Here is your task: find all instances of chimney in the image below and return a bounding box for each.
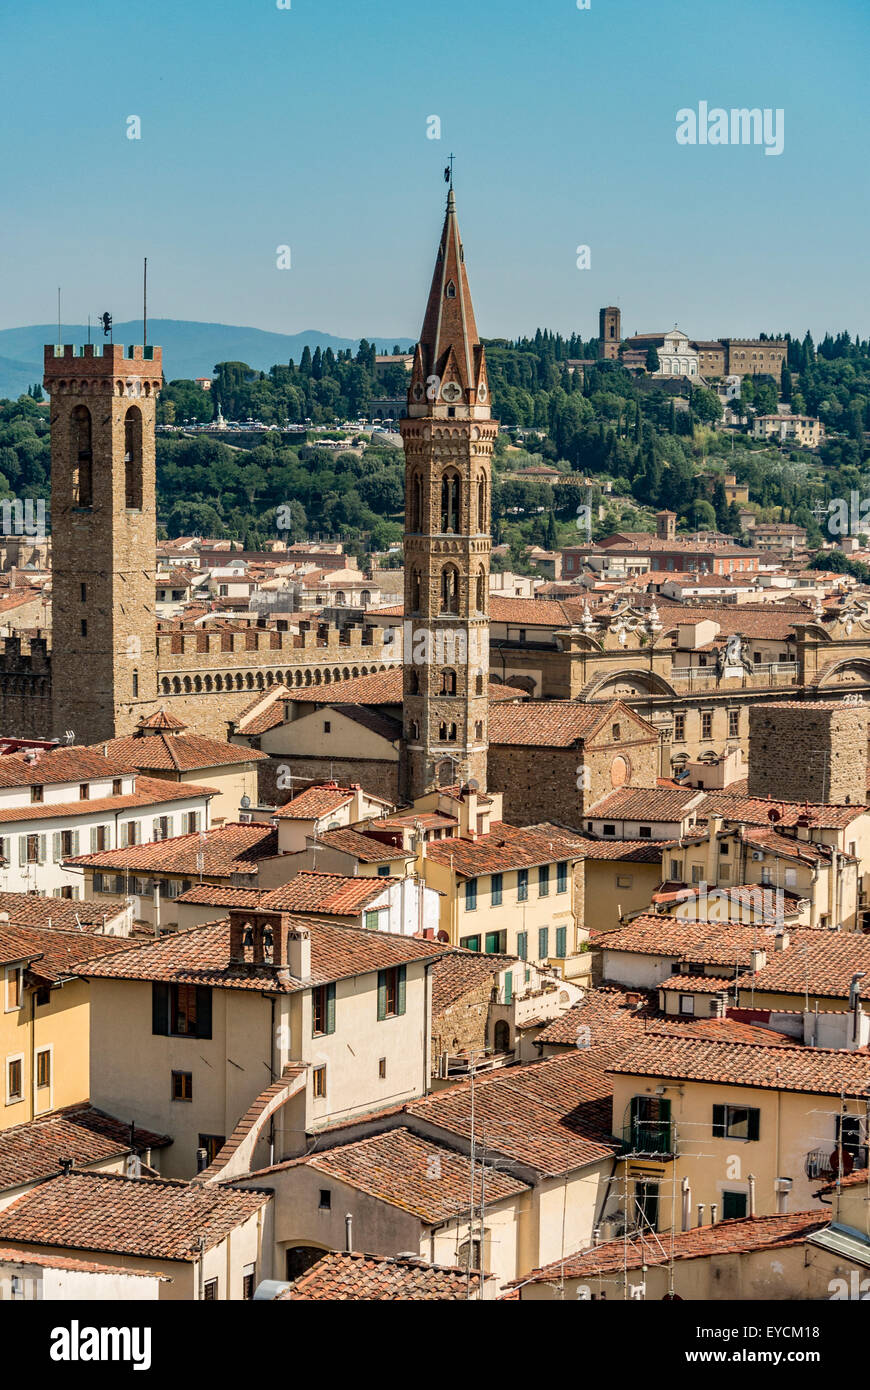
[59,1157,74,1177]
[774,931,789,951]
[196,1147,208,1173]
[284,924,311,980]
[748,1174,756,1217]
[344,1213,353,1252]
[710,1202,718,1225]
[696,1203,705,1227]
[681,1177,691,1232]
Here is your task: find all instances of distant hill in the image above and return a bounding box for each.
[0,321,416,398]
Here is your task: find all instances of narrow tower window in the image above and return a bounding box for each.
[441,668,457,695]
[477,476,487,531]
[412,473,423,531]
[124,406,143,510]
[440,471,461,533]
[441,564,460,615]
[71,404,93,508]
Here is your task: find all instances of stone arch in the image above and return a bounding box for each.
[183,676,192,693]
[578,667,678,702]
[70,404,93,507]
[256,672,265,689]
[215,674,223,692]
[313,669,322,685]
[440,469,462,533]
[295,671,303,687]
[304,669,313,686]
[160,677,171,695]
[204,675,213,692]
[441,563,460,615]
[124,406,144,509]
[172,677,181,694]
[194,675,202,693]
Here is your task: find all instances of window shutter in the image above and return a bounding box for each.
[555,926,567,958]
[152,818,161,841]
[712,1104,727,1138]
[52,832,61,863]
[152,982,169,1035]
[326,982,336,1035]
[90,826,98,852]
[195,986,213,1039]
[396,965,406,1017]
[747,1108,760,1141]
[18,837,25,867]
[377,970,387,1021]
[72,830,80,855]
[516,931,527,961]
[38,835,46,863]
[504,972,513,1005]
[538,926,549,960]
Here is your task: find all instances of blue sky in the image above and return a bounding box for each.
[3,0,868,344]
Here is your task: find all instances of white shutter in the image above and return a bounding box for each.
[152,818,161,841]
[53,832,62,863]
[90,826,98,852]
[72,830,80,855]
[38,835,46,864]
[18,837,25,867]
[165,816,174,838]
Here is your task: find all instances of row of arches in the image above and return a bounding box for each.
[157,662,391,697]
[409,564,487,616]
[69,403,143,510]
[409,469,488,534]
[50,378,160,396]
[407,669,486,696]
[407,719,485,742]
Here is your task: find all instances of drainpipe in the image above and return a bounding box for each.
[748,1174,756,1217]
[344,1213,353,1252]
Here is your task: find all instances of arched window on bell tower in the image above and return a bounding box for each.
[409,669,419,695]
[476,569,486,613]
[124,406,143,510]
[412,472,423,531]
[440,471,461,533]
[71,404,93,508]
[477,475,487,532]
[411,568,422,612]
[440,668,457,695]
[441,564,460,614]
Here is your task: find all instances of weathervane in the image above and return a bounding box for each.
[444,153,455,187]
[99,312,113,343]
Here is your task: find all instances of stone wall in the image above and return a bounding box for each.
[748,702,870,804]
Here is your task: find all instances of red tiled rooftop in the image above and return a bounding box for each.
[610,1035,870,1096]
[67,822,279,878]
[276,1249,481,1300]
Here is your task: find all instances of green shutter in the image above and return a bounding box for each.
[152,982,169,1036]
[746,1107,760,1141]
[538,926,549,959]
[397,965,406,1016]
[555,926,567,958]
[712,1104,727,1138]
[195,986,213,1039]
[377,970,387,1020]
[504,972,513,1004]
[516,931,527,961]
[326,982,336,1035]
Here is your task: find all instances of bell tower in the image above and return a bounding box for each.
[44,342,162,744]
[399,190,497,800]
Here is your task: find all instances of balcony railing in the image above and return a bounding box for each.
[622,1120,678,1158]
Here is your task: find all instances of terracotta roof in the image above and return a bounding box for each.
[0,775,217,825]
[277,1249,480,1300]
[658,973,732,993]
[655,882,806,923]
[67,822,278,878]
[740,827,839,864]
[517,1212,827,1286]
[79,915,443,993]
[257,872,397,916]
[274,784,359,820]
[137,708,187,731]
[289,668,403,705]
[0,921,137,982]
[0,1172,270,1261]
[571,838,665,863]
[593,915,781,968]
[305,1128,529,1222]
[587,786,702,821]
[489,595,581,626]
[0,746,140,789]
[0,891,128,930]
[744,931,870,1000]
[175,884,265,909]
[0,1246,168,1279]
[86,732,267,772]
[818,1166,870,1192]
[406,1049,621,1176]
[0,1106,170,1192]
[610,1035,870,1096]
[423,821,587,877]
[311,826,412,863]
[489,700,656,748]
[431,949,516,1015]
[533,986,797,1049]
[704,797,862,837]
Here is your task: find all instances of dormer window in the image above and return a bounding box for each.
[445,280,456,299]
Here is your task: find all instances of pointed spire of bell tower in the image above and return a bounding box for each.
[407,187,490,418]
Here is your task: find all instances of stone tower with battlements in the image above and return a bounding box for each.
[399,191,497,800]
[44,342,161,744]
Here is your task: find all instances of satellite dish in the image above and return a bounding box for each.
[240,795,251,810]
